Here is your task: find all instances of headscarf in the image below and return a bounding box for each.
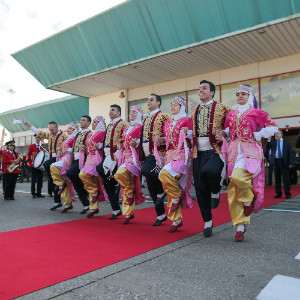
[172,97,187,121]
[67,122,79,139]
[94,116,106,132]
[130,105,143,125]
[236,84,258,109]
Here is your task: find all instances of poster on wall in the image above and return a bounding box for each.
[187,87,220,116]
[260,71,300,118]
[221,79,259,109]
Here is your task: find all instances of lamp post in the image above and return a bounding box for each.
[7,89,16,110]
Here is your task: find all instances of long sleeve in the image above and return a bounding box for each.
[296,136,300,148]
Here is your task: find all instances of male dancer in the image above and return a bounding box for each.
[23,120,67,210]
[131,94,170,226]
[66,115,92,214]
[191,80,231,237]
[96,104,127,220]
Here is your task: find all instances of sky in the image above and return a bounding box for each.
[0,0,126,114]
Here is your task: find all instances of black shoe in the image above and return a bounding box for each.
[32,195,36,198]
[4,197,9,200]
[203,224,213,238]
[50,203,62,211]
[273,194,282,198]
[152,216,167,226]
[211,196,220,209]
[109,211,122,220]
[80,208,89,215]
[155,192,167,207]
[36,194,45,198]
[49,194,53,197]
[9,196,15,200]
[285,195,291,199]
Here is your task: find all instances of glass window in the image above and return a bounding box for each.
[187,86,220,116]
[26,136,31,145]
[260,71,300,118]
[19,137,25,146]
[221,79,259,109]
[14,137,19,147]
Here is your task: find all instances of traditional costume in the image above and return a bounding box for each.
[2,141,20,200]
[50,123,78,212]
[222,84,278,241]
[31,125,67,205]
[79,116,109,218]
[141,106,170,226]
[66,126,92,214]
[96,115,127,219]
[191,93,231,237]
[114,105,146,224]
[159,97,195,232]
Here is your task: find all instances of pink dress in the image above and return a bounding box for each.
[118,125,145,205]
[222,108,278,212]
[162,117,195,209]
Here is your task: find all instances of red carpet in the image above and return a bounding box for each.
[0,185,299,299]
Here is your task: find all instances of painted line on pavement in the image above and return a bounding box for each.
[256,275,300,300]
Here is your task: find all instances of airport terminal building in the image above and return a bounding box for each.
[8,0,300,145]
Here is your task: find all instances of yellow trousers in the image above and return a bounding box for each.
[50,165,72,206]
[227,168,253,226]
[159,169,182,222]
[114,167,135,216]
[79,171,99,210]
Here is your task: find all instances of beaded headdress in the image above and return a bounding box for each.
[236,84,258,109]
[172,96,186,107]
[130,105,143,115]
[95,115,106,126]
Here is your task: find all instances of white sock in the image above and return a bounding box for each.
[172,219,181,226]
[237,224,245,232]
[65,204,71,208]
[211,193,219,199]
[54,203,60,207]
[59,185,63,189]
[244,202,251,206]
[157,213,166,220]
[84,206,89,210]
[113,210,120,215]
[128,193,133,198]
[204,220,212,228]
[172,198,179,204]
[92,192,97,196]
[157,193,164,198]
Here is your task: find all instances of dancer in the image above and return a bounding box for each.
[114,105,146,224]
[66,116,92,214]
[96,105,128,220]
[217,84,278,241]
[23,120,67,207]
[158,97,195,232]
[79,116,108,218]
[137,94,170,226]
[50,122,79,212]
[191,80,231,237]
[2,141,21,200]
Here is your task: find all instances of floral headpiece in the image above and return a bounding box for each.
[236,84,258,109]
[172,97,186,107]
[69,122,79,130]
[130,105,143,115]
[95,115,106,126]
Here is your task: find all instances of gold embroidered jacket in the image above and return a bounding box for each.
[37,130,67,157]
[192,102,231,157]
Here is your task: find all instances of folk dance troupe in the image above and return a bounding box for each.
[6,79,278,242]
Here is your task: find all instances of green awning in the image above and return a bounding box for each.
[0,95,89,133]
[12,0,300,90]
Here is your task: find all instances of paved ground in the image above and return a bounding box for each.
[0,181,299,300]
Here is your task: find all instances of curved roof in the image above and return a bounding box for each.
[12,0,300,97]
[0,95,89,133]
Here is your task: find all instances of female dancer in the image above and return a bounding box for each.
[79,116,108,218]
[217,84,278,241]
[50,122,79,212]
[158,97,195,232]
[114,105,145,224]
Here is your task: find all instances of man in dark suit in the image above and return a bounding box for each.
[28,135,45,198]
[266,130,294,199]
